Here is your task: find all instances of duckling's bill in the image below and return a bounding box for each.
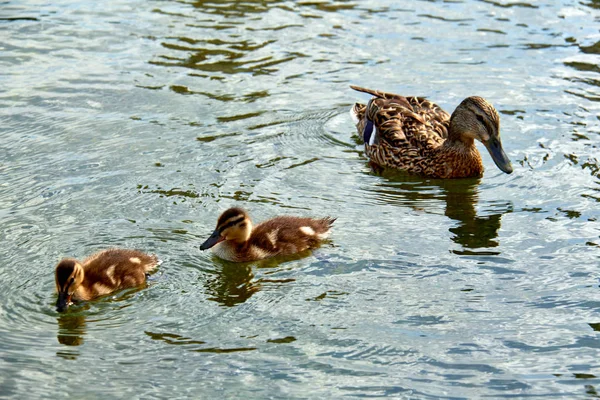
[55,260,77,312]
[200,230,225,250]
[56,291,72,312]
[483,136,513,174]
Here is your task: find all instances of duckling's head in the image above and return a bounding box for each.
[55,259,84,312]
[450,97,513,174]
[200,207,253,250]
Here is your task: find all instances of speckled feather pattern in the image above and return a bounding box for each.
[72,249,159,300]
[351,86,485,178]
[213,215,335,262]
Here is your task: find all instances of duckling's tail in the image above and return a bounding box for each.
[323,216,336,227]
[145,254,161,273]
[314,217,335,240]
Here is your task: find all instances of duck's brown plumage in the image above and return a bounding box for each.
[54,248,159,311]
[350,85,513,178]
[200,207,335,262]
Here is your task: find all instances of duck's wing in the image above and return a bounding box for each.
[404,96,451,139]
[350,86,450,149]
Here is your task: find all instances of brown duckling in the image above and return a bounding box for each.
[350,85,513,178]
[200,207,335,262]
[54,248,159,312]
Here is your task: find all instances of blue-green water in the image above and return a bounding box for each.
[1,0,600,398]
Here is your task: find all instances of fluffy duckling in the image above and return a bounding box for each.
[350,85,513,178]
[200,207,335,262]
[54,248,159,312]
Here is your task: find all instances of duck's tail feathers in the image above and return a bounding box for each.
[350,85,388,98]
[350,85,410,104]
[350,103,365,124]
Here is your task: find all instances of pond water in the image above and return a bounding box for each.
[1,0,600,398]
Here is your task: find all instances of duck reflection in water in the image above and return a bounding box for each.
[442,179,513,254]
[56,313,87,347]
[204,253,307,307]
[204,261,260,307]
[366,165,512,253]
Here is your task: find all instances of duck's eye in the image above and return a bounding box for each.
[239,222,247,228]
[476,114,485,124]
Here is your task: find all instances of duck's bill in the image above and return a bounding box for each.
[484,137,513,174]
[56,292,70,312]
[200,230,224,250]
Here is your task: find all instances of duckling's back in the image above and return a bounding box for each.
[82,249,159,291]
[250,216,335,256]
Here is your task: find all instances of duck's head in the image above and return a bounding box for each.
[55,259,84,312]
[451,97,513,174]
[200,207,253,250]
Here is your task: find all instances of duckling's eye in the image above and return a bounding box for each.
[66,277,75,288]
[476,114,485,125]
[239,222,247,228]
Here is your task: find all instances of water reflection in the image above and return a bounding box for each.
[444,182,513,255]
[186,0,286,15]
[184,0,357,15]
[56,314,87,348]
[150,0,358,80]
[366,167,512,253]
[145,331,206,346]
[151,0,294,77]
[581,0,600,9]
[204,261,261,307]
[145,331,257,353]
[203,254,305,306]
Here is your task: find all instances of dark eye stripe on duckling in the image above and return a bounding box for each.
[63,277,75,291]
[217,216,246,233]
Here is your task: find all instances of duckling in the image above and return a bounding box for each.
[200,207,335,262]
[54,248,159,312]
[350,85,513,178]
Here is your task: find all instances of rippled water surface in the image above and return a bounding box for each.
[2,0,600,398]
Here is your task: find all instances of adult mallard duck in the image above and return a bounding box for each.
[350,85,513,178]
[200,207,335,262]
[54,249,159,312]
